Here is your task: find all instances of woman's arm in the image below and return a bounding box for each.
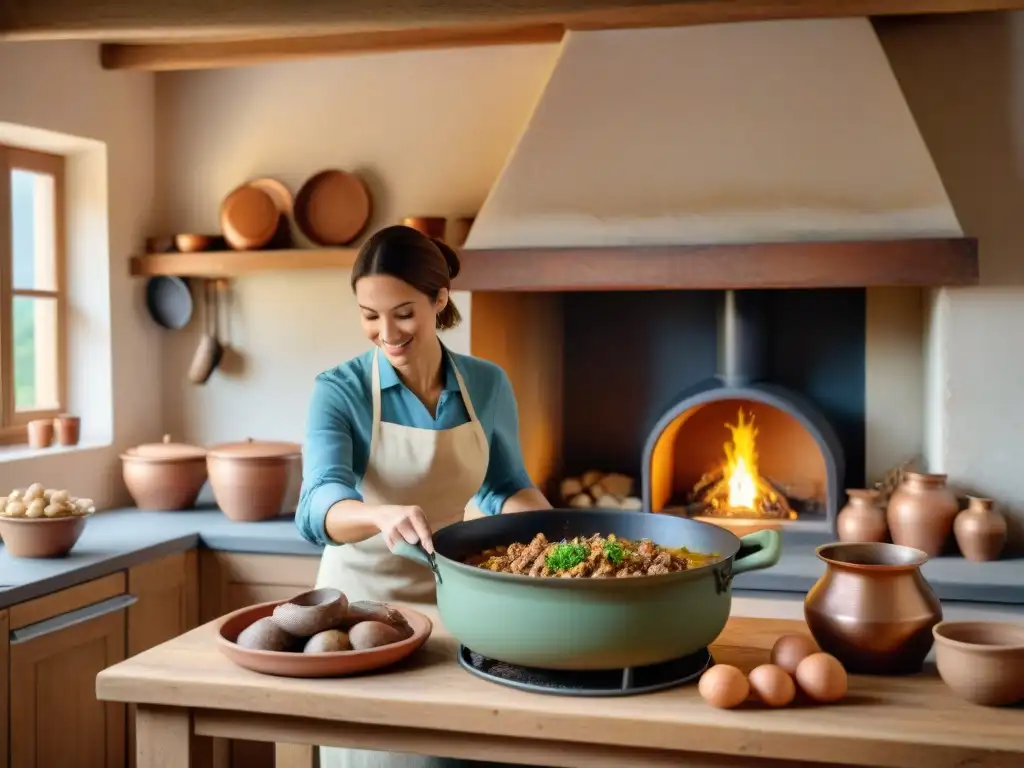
[297,376,375,546]
[298,375,436,550]
[472,369,552,516]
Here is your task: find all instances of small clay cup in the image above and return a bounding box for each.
[55,414,80,446]
[271,588,349,637]
[933,621,1024,706]
[27,419,54,449]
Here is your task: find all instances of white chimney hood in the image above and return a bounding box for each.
[465,18,963,250]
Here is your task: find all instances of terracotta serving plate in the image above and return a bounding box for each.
[294,169,371,246]
[215,599,432,678]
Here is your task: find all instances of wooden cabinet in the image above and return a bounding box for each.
[126,551,200,768]
[0,548,315,768]
[199,551,320,768]
[9,573,131,768]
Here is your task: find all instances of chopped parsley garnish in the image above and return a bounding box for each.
[602,540,626,565]
[545,542,588,571]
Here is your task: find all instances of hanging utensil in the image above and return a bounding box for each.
[188,280,224,385]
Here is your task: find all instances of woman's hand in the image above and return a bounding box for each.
[374,505,435,553]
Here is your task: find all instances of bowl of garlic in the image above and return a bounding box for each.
[0,483,95,558]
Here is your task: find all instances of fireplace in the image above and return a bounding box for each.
[641,290,844,534]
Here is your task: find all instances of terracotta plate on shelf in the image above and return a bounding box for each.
[215,599,432,678]
[294,169,372,246]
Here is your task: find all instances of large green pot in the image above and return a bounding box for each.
[394,508,781,670]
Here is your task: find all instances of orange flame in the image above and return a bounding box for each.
[723,409,760,510]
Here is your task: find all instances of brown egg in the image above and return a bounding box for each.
[747,664,796,708]
[770,633,819,675]
[698,664,750,709]
[795,652,848,704]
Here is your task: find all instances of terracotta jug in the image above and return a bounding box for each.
[953,496,1007,562]
[886,472,958,557]
[836,488,888,543]
[804,542,942,675]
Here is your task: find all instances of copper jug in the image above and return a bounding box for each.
[836,488,888,543]
[886,471,958,557]
[804,542,942,675]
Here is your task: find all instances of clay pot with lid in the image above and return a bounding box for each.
[954,497,1007,562]
[207,438,302,522]
[886,472,959,557]
[121,434,208,511]
[836,488,888,543]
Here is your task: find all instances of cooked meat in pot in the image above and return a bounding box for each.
[464,533,720,578]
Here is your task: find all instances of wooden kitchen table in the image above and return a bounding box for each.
[96,608,1024,768]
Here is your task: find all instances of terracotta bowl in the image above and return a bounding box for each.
[216,599,432,678]
[0,515,87,558]
[933,621,1024,706]
[174,234,215,253]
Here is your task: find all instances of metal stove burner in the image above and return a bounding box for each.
[458,646,714,697]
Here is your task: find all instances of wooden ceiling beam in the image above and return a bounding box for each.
[5,0,1024,45]
[100,23,566,71]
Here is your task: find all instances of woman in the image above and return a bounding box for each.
[297,224,551,768]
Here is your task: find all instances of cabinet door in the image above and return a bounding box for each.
[127,550,200,767]
[10,596,130,768]
[200,551,320,768]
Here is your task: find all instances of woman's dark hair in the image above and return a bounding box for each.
[351,225,462,330]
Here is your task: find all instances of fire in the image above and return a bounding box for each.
[689,407,795,520]
[724,409,760,510]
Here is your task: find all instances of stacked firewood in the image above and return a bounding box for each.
[557,470,643,510]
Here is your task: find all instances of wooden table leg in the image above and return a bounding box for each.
[276,742,317,768]
[136,705,215,768]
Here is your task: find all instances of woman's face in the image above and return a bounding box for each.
[355,275,448,366]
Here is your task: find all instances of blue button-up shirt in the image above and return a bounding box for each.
[296,347,534,547]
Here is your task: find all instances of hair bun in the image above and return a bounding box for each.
[431,237,461,280]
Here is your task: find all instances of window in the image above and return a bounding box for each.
[0,145,65,444]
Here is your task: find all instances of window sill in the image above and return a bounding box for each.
[0,439,112,464]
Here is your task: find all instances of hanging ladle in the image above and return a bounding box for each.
[188,279,225,385]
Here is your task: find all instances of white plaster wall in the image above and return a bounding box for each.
[878,13,1024,549]
[0,41,159,507]
[154,44,558,446]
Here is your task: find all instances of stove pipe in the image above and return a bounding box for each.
[716,290,767,387]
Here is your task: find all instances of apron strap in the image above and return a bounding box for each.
[370,348,382,450]
[447,352,481,424]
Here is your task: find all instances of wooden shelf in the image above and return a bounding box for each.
[129,249,357,278]
[129,237,979,289]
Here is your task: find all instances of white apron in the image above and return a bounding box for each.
[316,349,501,768]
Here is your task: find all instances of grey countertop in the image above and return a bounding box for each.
[0,505,321,608]
[0,507,1020,611]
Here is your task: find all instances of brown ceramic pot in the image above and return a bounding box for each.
[207,438,302,522]
[804,542,942,675]
[886,471,958,557]
[953,496,1007,562]
[121,434,209,511]
[836,488,888,543]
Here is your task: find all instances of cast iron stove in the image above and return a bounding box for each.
[457,646,714,697]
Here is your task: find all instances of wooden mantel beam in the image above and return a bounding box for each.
[4,0,1024,42]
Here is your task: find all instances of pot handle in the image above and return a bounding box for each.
[391,541,442,584]
[732,529,782,575]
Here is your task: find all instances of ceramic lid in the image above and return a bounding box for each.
[125,434,206,461]
[207,437,302,460]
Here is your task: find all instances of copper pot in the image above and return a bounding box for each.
[836,488,888,543]
[886,471,958,556]
[804,541,942,675]
[120,434,208,511]
[953,496,1008,562]
[207,438,302,522]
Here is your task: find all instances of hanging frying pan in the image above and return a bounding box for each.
[145,276,193,330]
